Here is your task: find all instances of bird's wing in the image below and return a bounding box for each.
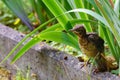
[87,32,104,53]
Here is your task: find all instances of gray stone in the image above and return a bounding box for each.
[0,24,120,80]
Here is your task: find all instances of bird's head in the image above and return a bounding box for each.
[70,25,86,37]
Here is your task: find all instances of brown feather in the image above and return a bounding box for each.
[71,25,107,71]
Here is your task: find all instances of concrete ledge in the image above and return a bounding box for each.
[0,24,120,80]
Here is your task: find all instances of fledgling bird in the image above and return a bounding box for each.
[70,24,107,72]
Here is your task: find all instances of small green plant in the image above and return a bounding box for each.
[16,70,25,80]
[14,65,32,80]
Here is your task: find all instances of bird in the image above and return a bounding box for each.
[70,24,107,72]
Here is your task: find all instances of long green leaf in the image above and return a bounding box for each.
[0,17,56,64]
[66,9,109,27]
[74,0,92,32]
[59,0,76,18]
[95,0,120,46]
[41,23,63,33]
[11,31,79,63]
[70,19,101,26]
[40,31,79,50]
[42,0,71,30]
[11,37,42,64]
[114,0,120,16]
[2,0,33,30]
[30,0,45,23]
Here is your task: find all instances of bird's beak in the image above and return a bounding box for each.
[69,28,75,32]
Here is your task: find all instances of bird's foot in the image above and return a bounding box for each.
[92,68,99,74]
[80,59,91,69]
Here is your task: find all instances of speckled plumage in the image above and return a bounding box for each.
[71,25,107,72]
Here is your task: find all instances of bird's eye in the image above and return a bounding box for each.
[78,29,83,32]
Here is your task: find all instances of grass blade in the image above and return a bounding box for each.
[74,0,92,32]
[11,37,42,64]
[114,0,120,16]
[40,31,79,50]
[0,17,55,64]
[66,9,109,27]
[2,0,33,30]
[11,31,79,64]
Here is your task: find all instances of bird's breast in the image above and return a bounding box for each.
[79,38,98,57]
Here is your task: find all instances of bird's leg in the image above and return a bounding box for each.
[86,58,91,66]
[80,58,91,69]
[91,53,101,73]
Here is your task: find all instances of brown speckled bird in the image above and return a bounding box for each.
[70,24,107,72]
